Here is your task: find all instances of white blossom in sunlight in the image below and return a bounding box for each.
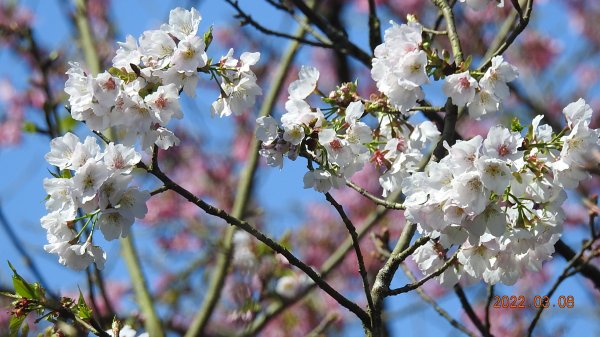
[442,71,477,107]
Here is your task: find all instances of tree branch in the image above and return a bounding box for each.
[454,284,492,337]
[224,0,333,48]
[386,252,457,296]
[288,0,372,66]
[477,0,532,71]
[121,233,165,337]
[325,192,375,319]
[367,0,382,54]
[238,190,402,336]
[399,264,478,337]
[345,180,405,210]
[528,237,598,336]
[431,0,463,65]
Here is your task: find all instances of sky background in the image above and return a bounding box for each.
[0,0,599,336]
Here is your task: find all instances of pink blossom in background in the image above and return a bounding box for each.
[0,3,32,28]
[143,191,199,225]
[463,5,507,25]
[517,32,561,72]
[354,0,426,17]
[0,121,21,145]
[157,229,202,252]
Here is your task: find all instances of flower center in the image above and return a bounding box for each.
[329,139,343,150]
[459,77,471,89]
[155,96,168,109]
[498,144,510,157]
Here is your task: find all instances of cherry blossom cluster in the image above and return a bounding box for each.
[256,63,443,194]
[48,7,263,269]
[42,132,149,270]
[407,99,600,285]
[371,21,427,113]
[64,7,261,153]
[443,56,518,119]
[372,20,518,119]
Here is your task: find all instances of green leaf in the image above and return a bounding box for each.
[203,26,214,50]
[510,117,524,132]
[461,55,473,71]
[108,67,124,77]
[58,116,78,133]
[9,316,25,337]
[76,289,93,320]
[8,262,35,299]
[22,122,37,133]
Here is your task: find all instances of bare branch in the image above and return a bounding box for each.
[367,0,382,53]
[345,180,405,210]
[400,264,478,337]
[224,0,334,48]
[325,192,375,318]
[454,284,493,337]
[386,252,457,296]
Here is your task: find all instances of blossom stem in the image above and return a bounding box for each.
[431,0,463,65]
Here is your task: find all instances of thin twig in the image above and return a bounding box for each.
[289,0,372,66]
[224,0,333,48]
[527,238,597,336]
[485,284,494,334]
[400,264,478,337]
[305,312,338,337]
[367,0,382,53]
[477,0,533,70]
[325,193,375,319]
[150,185,169,196]
[147,163,370,324]
[386,253,457,296]
[454,284,492,337]
[422,27,447,35]
[345,180,405,210]
[238,190,402,336]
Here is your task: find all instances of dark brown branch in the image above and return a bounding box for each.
[477,0,533,70]
[485,284,494,334]
[400,264,478,337]
[367,0,382,54]
[454,284,493,337]
[345,180,405,210]
[289,0,372,66]
[387,253,457,296]
[433,99,458,160]
[141,162,370,325]
[224,0,333,48]
[324,192,375,319]
[528,238,597,336]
